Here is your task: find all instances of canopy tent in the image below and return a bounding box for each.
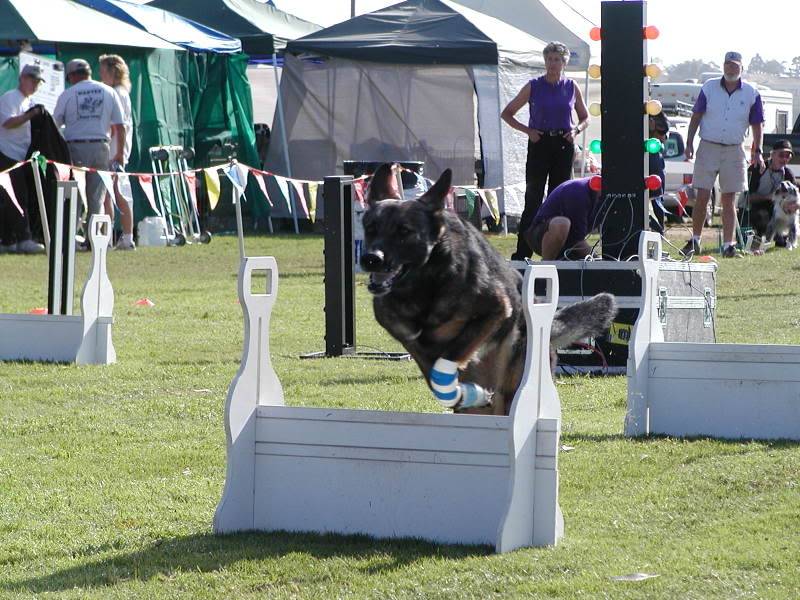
[149,0,321,56]
[0,0,181,49]
[451,0,596,70]
[74,0,242,53]
[265,0,547,219]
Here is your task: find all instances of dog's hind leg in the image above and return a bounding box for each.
[788,215,799,250]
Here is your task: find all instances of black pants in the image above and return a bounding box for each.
[0,150,32,246]
[513,136,575,259]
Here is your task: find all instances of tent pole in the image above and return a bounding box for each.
[580,72,589,177]
[273,52,299,234]
[494,66,508,235]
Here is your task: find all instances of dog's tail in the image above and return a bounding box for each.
[549,293,617,349]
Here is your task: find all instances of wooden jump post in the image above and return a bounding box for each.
[214,257,564,552]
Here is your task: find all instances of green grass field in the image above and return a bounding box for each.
[1,232,799,599]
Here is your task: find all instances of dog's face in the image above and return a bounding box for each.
[773,181,800,215]
[360,164,451,296]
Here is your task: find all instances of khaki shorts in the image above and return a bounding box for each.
[692,139,747,193]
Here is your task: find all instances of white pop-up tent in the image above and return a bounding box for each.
[264,0,548,219]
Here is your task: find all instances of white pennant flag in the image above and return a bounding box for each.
[72,169,87,212]
[0,172,23,215]
[255,173,271,206]
[97,170,116,209]
[274,175,291,215]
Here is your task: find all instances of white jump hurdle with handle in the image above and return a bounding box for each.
[0,214,115,365]
[626,231,800,440]
[214,257,564,552]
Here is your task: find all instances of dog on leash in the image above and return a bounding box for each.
[360,164,617,415]
[751,180,800,254]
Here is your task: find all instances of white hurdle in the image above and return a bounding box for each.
[214,257,564,552]
[626,231,800,440]
[0,215,115,365]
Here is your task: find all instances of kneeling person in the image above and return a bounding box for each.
[525,177,601,260]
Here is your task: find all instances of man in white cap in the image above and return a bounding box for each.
[0,64,46,254]
[53,58,124,240]
[683,51,764,258]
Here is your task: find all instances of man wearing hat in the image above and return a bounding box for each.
[53,58,124,235]
[683,51,764,258]
[0,63,47,254]
[745,139,796,246]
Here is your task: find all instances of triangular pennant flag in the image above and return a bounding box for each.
[224,164,245,200]
[0,172,23,215]
[479,189,500,224]
[116,173,133,206]
[204,167,221,210]
[307,182,318,223]
[97,170,116,209]
[138,174,160,215]
[273,175,291,215]
[72,169,87,209]
[54,162,71,182]
[236,163,250,202]
[463,188,478,219]
[183,171,198,211]
[255,173,272,206]
[290,180,309,219]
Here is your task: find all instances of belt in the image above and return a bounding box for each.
[68,138,108,144]
[541,129,569,136]
[702,139,740,147]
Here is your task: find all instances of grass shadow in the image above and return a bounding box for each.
[6,531,490,594]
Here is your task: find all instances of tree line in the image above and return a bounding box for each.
[657,55,800,81]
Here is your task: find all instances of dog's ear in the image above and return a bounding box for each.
[417,169,452,213]
[366,163,401,207]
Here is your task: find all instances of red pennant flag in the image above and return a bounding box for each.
[54,162,71,182]
[183,171,198,211]
[138,174,160,215]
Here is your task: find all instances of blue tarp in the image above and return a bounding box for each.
[75,0,242,54]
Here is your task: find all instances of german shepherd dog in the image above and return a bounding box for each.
[751,180,800,254]
[360,164,617,415]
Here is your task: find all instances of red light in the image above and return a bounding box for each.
[589,27,602,42]
[645,175,662,191]
[589,176,603,192]
[644,25,659,40]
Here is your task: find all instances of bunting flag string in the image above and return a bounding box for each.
[223,163,246,200]
[117,173,134,207]
[72,169,87,211]
[273,175,291,215]
[0,172,23,215]
[97,170,116,208]
[54,162,71,182]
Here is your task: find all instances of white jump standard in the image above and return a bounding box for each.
[0,214,115,365]
[626,231,800,440]
[214,257,564,552]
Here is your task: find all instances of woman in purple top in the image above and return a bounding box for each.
[501,41,589,260]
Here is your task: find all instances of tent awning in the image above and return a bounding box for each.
[451,0,595,70]
[0,0,183,49]
[286,0,544,68]
[74,0,242,54]
[150,0,321,55]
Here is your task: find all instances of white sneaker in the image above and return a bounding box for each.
[15,239,45,254]
[115,237,136,251]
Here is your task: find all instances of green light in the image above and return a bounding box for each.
[645,137,663,154]
[589,139,602,154]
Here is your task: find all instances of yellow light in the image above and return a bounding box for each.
[588,102,602,117]
[645,99,663,116]
[588,64,602,79]
[645,63,662,79]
